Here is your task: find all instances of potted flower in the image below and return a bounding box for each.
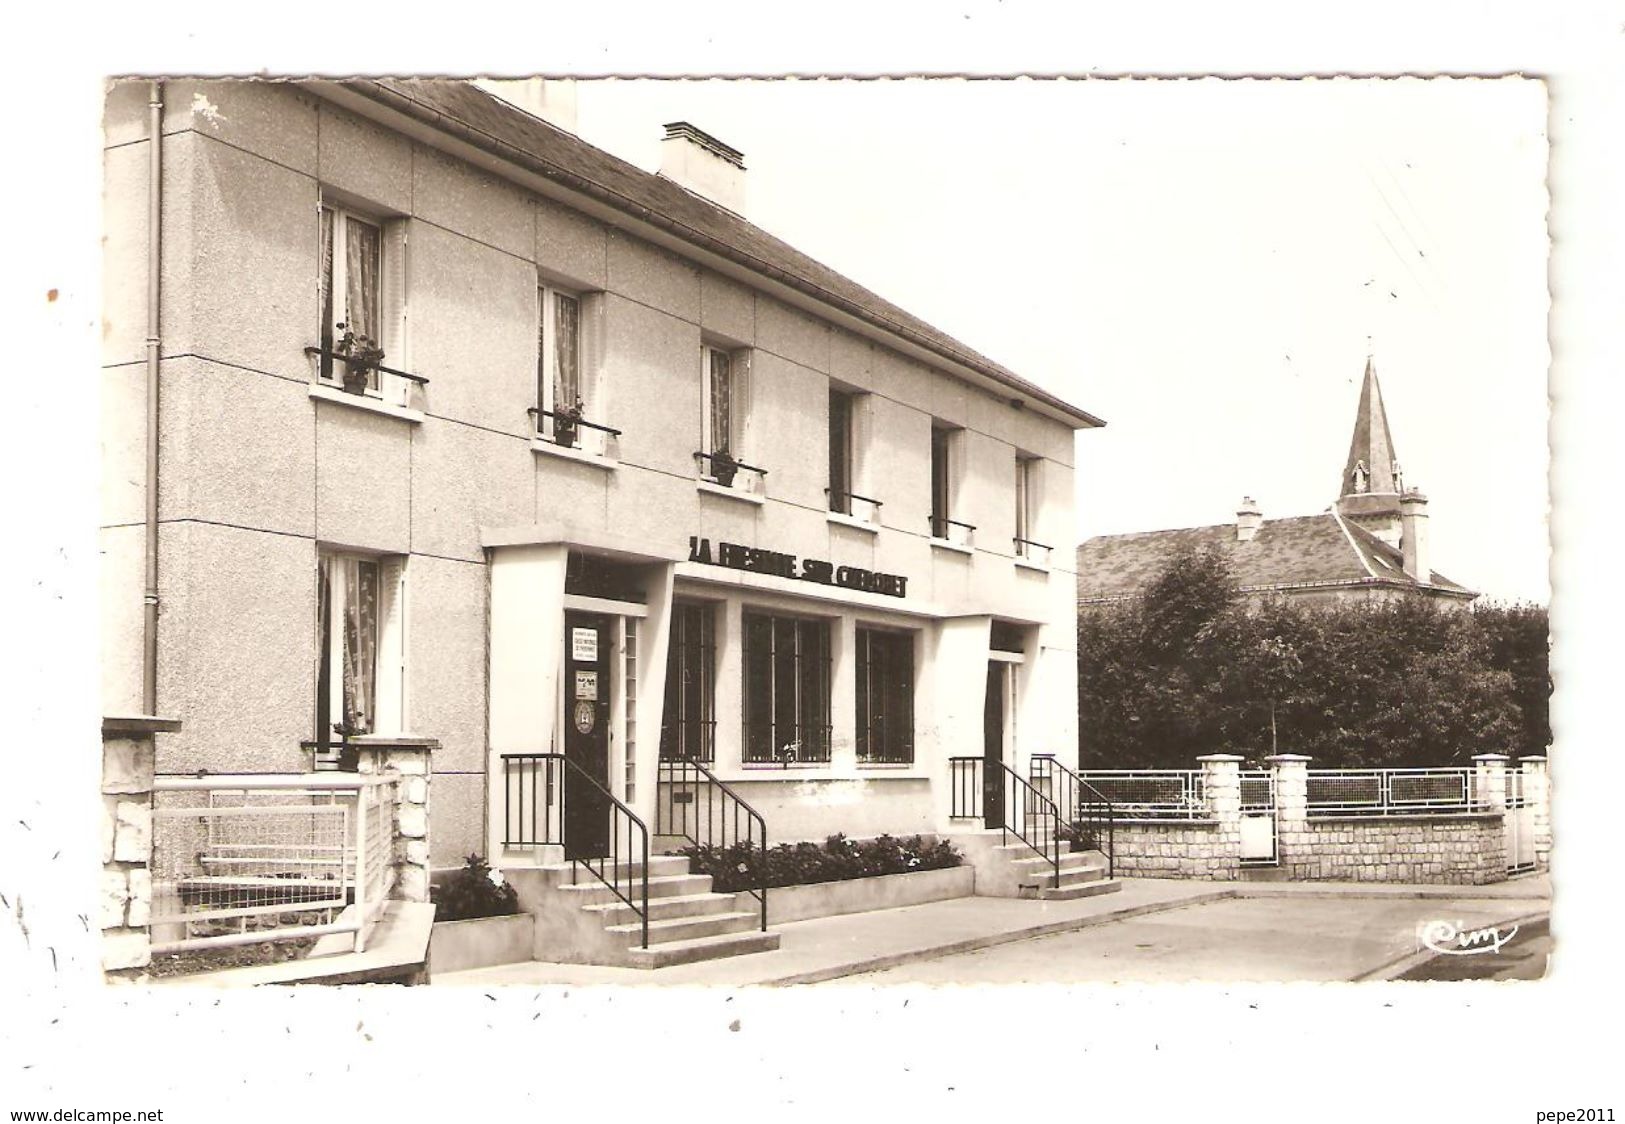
[553,397,584,448]
[333,322,385,395]
[711,448,740,488]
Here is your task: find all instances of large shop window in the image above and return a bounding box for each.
[856,627,915,765]
[660,601,715,762]
[317,201,407,403]
[315,550,406,766]
[743,612,832,765]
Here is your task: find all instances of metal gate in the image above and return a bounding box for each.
[1504,769,1536,873]
[1239,769,1277,865]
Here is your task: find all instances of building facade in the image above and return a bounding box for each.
[1076,359,1476,610]
[101,79,1102,876]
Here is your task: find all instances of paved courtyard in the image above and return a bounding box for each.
[826,893,1547,984]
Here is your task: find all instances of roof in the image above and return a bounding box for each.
[1075,511,1476,603]
[327,79,1105,430]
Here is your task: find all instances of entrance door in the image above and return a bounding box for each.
[982,662,1006,827]
[563,612,612,861]
[1505,770,1535,872]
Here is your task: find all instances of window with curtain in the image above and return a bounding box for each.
[856,628,915,764]
[703,345,733,457]
[659,602,715,761]
[742,611,831,765]
[930,425,952,537]
[828,389,853,513]
[318,203,382,391]
[315,550,406,768]
[537,285,582,430]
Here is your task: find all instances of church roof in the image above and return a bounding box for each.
[1075,511,1476,603]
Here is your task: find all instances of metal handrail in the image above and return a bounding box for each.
[930,515,977,533]
[1013,536,1053,551]
[526,406,624,437]
[945,756,1062,889]
[498,753,648,948]
[557,754,650,949]
[692,450,769,476]
[1030,755,1117,878]
[656,758,769,932]
[302,346,429,385]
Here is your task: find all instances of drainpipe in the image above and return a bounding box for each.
[142,80,163,715]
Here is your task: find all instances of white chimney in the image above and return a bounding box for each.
[1236,496,1263,542]
[1399,489,1430,583]
[659,122,746,216]
[474,78,578,133]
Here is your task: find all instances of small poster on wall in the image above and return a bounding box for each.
[574,670,598,700]
[571,627,598,662]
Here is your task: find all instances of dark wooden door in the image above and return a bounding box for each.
[563,612,612,860]
[982,662,1005,827]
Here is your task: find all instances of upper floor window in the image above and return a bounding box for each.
[699,344,762,491]
[930,424,972,546]
[1014,454,1051,566]
[536,284,583,444]
[742,611,832,765]
[315,549,406,769]
[828,388,853,513]
[316,201,412,407]
[856,627,915,765]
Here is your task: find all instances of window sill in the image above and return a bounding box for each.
[1013,556,1050,574]
[531,438,619,471]
[309,382,424,424]
[827,511,880,535]
[929,537,974,556]
[697,480,766,506]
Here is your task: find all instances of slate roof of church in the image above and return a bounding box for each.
[1075,511,1476,603]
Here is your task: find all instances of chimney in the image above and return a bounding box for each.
[1236,496,1263,542]
[474,79,578,133]
[659,122,746,216]
[1399,489,1430,583]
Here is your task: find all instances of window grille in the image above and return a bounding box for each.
[742,611,832,765]
[856,628,915,764]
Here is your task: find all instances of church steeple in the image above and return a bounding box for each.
[1335,357,1406,546]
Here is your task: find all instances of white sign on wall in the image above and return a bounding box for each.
[574,670,598,701]
[571,627,598,662]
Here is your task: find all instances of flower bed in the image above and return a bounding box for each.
[682,833,962,894]
[431,855,520,922]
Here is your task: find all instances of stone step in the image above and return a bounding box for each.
[582,891,742,926]
[555,872,713,906]
[623,929,782,969]
[1034,878,1123,902]
[540,854,692,881]
[604,910,762,946]
[1015,866,1109,890]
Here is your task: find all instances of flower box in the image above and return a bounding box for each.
[428,912,534,975]
[764,865,975,926]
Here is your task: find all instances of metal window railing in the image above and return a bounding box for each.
[527,406,622,457]
[150,773,398,957]
[826,488,883,523]
[693,450,768,494]
[1070,770,1210,820]
[1013,537,1053,567]
[1305,767,1482,817]
[930,515,976,548]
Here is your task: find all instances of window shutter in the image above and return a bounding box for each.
[375,557,407,734]
[381,220,409,406]
[581,291,607,423]
[731,347,753,456]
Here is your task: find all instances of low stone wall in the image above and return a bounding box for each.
[429,913,535,975]
[766,865,975,925]
[1280,814,1506,885]
[357,741,435,903]
[101,717,176,975]
[1110,820,1242,881]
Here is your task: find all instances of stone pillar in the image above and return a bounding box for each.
[1521,756,1551,871]
[1196,754,1244,879]
[357,738,437,903]
[100,716,177,977]
[1472,753,1510,813]
[1266,754,1311,871]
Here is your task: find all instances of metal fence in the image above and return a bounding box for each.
[1304,768,1480,817]
[1072,770,1209,820]
[150,774,397,956]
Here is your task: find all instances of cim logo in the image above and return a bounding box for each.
[1416,918,1519,956]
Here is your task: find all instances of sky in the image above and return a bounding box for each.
[567,78,1551,603]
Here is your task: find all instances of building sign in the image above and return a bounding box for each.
[574,670,598,701]
[573,700,596,734]
[570,627,598,662]
[687,536,909,599]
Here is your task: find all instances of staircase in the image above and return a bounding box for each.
[998,833,1121,901]
[508,853,779,969]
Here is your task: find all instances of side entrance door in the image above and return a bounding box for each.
[982,662,1006,828]
[563,612,612,861]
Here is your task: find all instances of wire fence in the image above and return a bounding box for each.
[1072,770,1209,820]
[1304,768,1479,817]
[150,774,397,955]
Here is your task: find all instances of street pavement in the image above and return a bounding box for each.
[435,874,1548,987]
